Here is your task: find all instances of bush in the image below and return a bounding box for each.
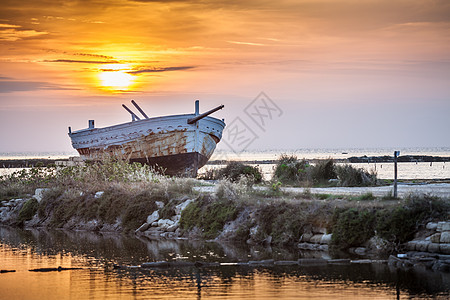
[217,161,262,184]
[331,208,376,250]
[376,194,450,244]
[273,155,310,185]
[335,164,377,187]
[180,195,238,239]
[309,159,336,185]
[17,198,39,225]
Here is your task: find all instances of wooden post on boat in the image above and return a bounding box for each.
[393,151,400,198]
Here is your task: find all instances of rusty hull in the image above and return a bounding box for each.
[69,114,225,176]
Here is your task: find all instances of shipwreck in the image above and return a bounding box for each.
[68,100,225,176]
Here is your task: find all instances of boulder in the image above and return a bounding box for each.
[157,219,175,230]
[437,221,450,232]
[320,234,332,245]
[430,233,441,244]
[147,211,160,224]
[440,232,450,243]
[354,247,367,255]
[310,234,323,244]
[166,224,178,232]
[415,241,430,252]
[155,201,164,209]
[440,244,450,255]
[175,199,194,215]
[406,241,417,251]
[33,188,51,203]
[135,222,150,233]
[426,222,438,230]
[427,243,440,253]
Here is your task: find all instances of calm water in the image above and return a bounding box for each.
[0,227,449,299]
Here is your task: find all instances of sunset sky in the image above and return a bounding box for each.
[1,0,449,153]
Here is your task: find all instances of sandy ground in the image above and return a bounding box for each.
[196,183,450,198]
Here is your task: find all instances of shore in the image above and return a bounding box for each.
[1,154,450,168]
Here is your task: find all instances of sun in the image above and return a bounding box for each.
[99,71,133,90]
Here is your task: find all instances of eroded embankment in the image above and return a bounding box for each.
[2,180,449,264]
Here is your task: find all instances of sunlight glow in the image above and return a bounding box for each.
[99,71,133,90]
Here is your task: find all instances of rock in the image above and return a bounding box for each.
[320,234,332,245]
[248,259,274,265]
[406,241,417,251]
[427,243,440,253]
[440,244,450,254]
[318,245,329,251]
[309,234,323,244]
[175,199,194,215]
[141,261,169,268]
[135,222,150,233]
[147,211,160,224]
[157,219,175,230]
[415,241,430,252]
[440,232,450,243]
[300,232,313,242]
[328,259,351,264]
[426,222,438,230]
[166,224,178,232]
[354,247,367,255]
[33,188,51,203]
[298,258,327,266]
[437,221,450,232]
[430,233,441,243]
[94,191,104,199]
[274,261,298,266]
[155,201,164,209]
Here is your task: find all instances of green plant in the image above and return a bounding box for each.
[309,159,336,185]
[273,155,310,185]
[335,164,377,187]
[272,181,282,192]
[180,196,238,239]
[217,161,263,184]
[17,198,39,225]
[331,208,376,250]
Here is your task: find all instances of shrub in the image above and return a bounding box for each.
[17,198,39,225]
[376,194,450,245]
[217,161,263,184]
[273,155,310,185]
[180,195,238,239]
[309,159,336,185]
[331,208,376,250]
[335,164,377,187]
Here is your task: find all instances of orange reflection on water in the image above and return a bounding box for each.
[0,244,402,300]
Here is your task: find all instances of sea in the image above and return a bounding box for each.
[1,147,450,180]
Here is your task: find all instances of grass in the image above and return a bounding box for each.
[1,159,196,231]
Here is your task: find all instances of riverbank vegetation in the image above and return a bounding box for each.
[1,159,449,254]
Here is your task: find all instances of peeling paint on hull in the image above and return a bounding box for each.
[69,114,225,176]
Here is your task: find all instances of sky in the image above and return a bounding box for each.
[0,0,449,154]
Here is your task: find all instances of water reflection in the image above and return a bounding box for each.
[0,226,448,299]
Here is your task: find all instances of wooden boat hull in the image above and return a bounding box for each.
[69,114,225,176]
